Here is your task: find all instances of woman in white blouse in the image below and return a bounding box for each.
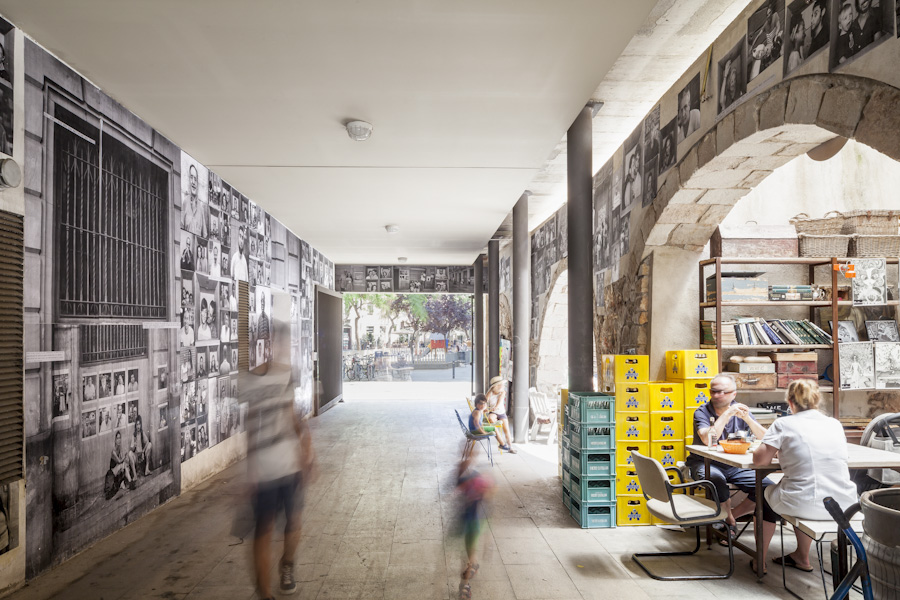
[752,379,857,572]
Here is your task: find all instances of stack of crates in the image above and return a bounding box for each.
[604,355,654,527]
[561,391,615,528]
[665,350,718,446]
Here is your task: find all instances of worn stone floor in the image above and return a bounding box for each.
[8,382,845,599]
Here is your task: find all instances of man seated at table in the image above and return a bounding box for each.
[687,373,776,546]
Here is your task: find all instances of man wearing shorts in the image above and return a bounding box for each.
[486,376,516,453]
[244,297,316,599]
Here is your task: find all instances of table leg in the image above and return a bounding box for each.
[704,456,712,547]
[755,471,764,581]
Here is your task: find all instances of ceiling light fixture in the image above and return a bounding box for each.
[346,120,373,141]
[385,224,399,234]
[398,257,407,264]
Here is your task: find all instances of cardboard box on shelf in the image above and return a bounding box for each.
[706,272,768,303]
[723,362,776,374]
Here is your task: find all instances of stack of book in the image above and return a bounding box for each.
[768,285,815,301]
[701,318,833,346]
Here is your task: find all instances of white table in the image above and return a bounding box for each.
[686,443,900,581]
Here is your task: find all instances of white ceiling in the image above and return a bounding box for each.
[0,0,658,264]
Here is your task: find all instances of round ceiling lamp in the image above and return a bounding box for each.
[385,224,399,234]
[346,120,373,141]
[398,257,408,264]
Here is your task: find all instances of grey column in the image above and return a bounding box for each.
[512,193,531,443]
[488,240,500,381]
[568,105,593,392]
[473,255,484,395]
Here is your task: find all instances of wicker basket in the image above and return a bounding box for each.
[790,211,844,235]
[848,234,900,258]
[842,210,900,235]
[798,233,850,258]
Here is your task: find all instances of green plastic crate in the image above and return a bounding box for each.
[569,497,616,529]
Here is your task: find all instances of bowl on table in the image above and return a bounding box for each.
[719,439,752,454]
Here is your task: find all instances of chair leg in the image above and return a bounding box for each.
[779,520,809,600]
[632,525,735,581]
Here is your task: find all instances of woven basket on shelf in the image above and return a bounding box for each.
[790,211,844,235]
[842,210,900,235]
[798,233,850,258]
[848,234,900,258]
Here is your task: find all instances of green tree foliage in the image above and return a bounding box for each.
[425,295,472,346]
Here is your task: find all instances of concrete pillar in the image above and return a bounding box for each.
[512,193,531,443]
[567,106,593,392]
[488,240,500,381]
[473,255,484,395]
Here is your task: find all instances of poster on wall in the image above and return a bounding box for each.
[642,105,660,208]
[785,0,829,76]
[718,40,747,114]
[851,257,887,306]
[840,341,875,389]
[676,73,701,144]
[747,0,785,82]
[830,0,895,70]
[621,125,643,215]
[874,342,900,388]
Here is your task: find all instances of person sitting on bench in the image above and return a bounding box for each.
[469,394,508,451]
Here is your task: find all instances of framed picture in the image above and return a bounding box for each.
[839,341,875,390]
[852,257,887,306]
[830,320,860,343]
[866,320,900,342]
[874,342,900,389]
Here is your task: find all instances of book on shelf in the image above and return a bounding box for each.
[701,318,832,346]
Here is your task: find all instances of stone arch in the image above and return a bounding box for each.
[536,270,568,394]
[529,257,568,387]
[637,74,900,258]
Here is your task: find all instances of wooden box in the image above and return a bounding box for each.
[706,272,768,303]
[710,224,799,258]
[775,360,817,374]
[776,373,818,388]
[733,372,776,390]
[724,362,775,374]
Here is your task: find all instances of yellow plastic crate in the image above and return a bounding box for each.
[650,412,684,441]
[650,440,685,469]
[617,495,652,526]
[616,412,650,442]
[683,380,713,409]
[648,382,684,412]
[616,441,649,468]
[601,354,650,386]
[666,350,718,381]
[614,384,649,413]
[615,468,642,497]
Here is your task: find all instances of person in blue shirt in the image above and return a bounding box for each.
[687,373,774,554]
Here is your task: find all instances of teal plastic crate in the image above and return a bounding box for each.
[562,486,572,510]
[569,497,616,529]
[565,421,615,450]
[566,470,615,503]
[565,447,614,477]
[567,392,615,425]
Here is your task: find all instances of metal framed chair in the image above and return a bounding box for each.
[455,409,494,467]
[630,450,735,581]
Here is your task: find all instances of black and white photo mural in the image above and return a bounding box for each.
[529,204,569,338]
[785,0,829,75]
[830,0,895,69]
[0,17,13,157]
[334,264,473,294]
[718,40,747,114]
[747,0,785,82]
[22,38,332,577]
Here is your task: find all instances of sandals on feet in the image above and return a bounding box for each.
[458,582,472,600]
[717,523,737,547]
[461,562,479,580]
[773,554,814,572]
[749,559,767,575]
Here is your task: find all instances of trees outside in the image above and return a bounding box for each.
[342,293,366,350]
[425,295,472,351]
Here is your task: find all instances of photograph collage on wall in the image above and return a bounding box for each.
[336,264,473,294]
[621,124,643,215]
[718,40,747,114]
[179,153,242,464]
[785,0,830,75]
[529,203,569,337]
[642,105,661,209]
[747,0,785,82]
[676,74,701,145]
[829,0,895,70]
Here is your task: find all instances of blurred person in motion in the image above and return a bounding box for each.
[456,446,494,600]
[244,293,316,599]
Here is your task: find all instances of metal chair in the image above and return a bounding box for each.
[630,451,735,581]
[455,409,494,467]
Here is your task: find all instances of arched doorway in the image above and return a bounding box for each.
[536,271,568,395]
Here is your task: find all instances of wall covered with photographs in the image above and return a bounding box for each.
[21,38,333,577]
[335,264,474,294]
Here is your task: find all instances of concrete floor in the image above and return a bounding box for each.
[8,383,843,600]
